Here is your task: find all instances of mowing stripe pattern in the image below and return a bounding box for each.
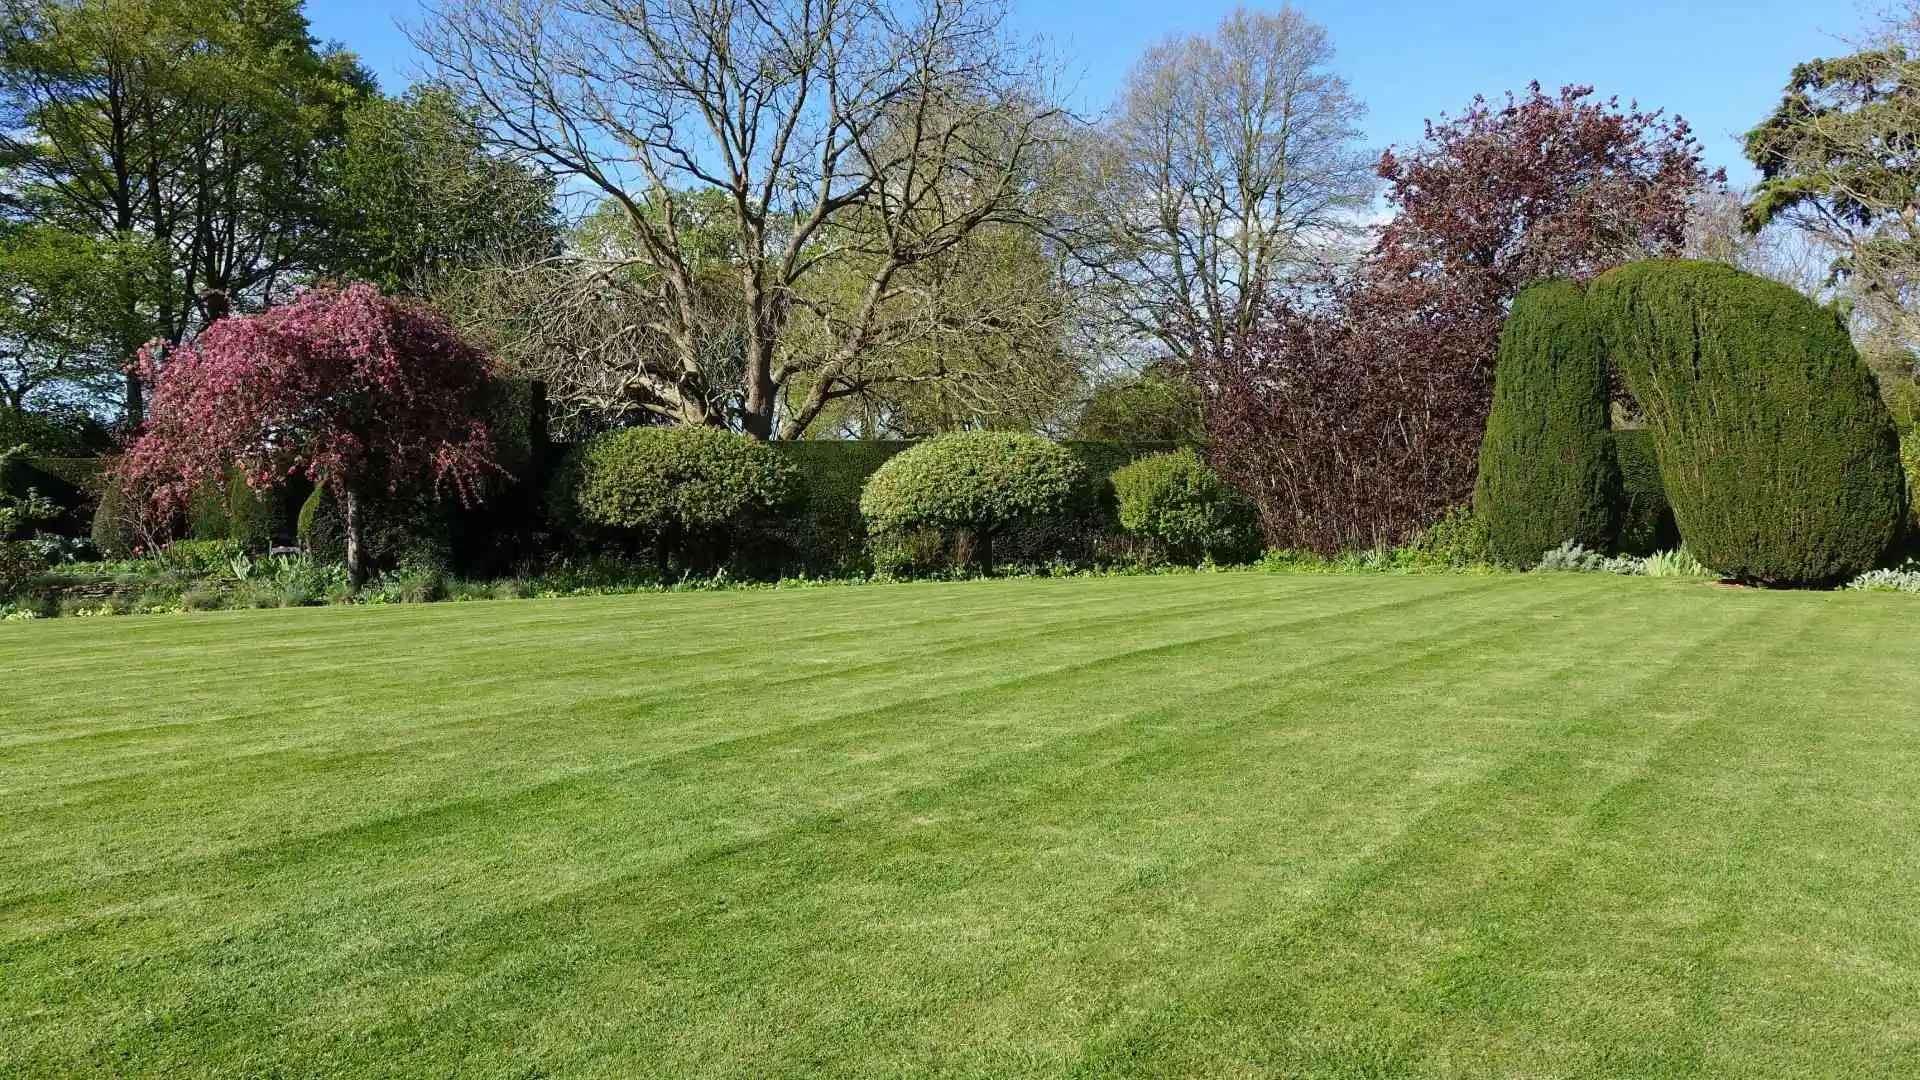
[2,575,1918,1077]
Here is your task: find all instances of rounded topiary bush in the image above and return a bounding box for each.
[1590,259,1905,585]
[186,469,274,548]
[1473,280,1618,567]
[859,431,1096,571]
[91,478,139,558]
[556,426,797,567]
[1110,448,1260,565]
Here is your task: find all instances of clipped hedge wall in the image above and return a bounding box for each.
[1591,259,1905,585]
[1474,280,1618,567]
[1609,428,1678,556]
[773,440,913,574]
[1111,448,1261,565]
[1,453,92,540]
[185,470,280,549]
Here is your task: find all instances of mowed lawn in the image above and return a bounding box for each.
[3,575,1919,1078]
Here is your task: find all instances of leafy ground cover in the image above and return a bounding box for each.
[3,574,1917,1077]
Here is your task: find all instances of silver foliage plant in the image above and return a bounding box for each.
[1536,541,1713,578]
[1847,565,1920,593]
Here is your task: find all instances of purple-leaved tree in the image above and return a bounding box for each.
[125,283,498,584]
[1205,84,1720,553]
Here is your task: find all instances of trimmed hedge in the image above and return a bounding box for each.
[58,433,1183,576]
[1609,428,1678,556]
[1474,280,1618,567]
[1111,448,1260,565]
[860,432,1098,570]
[554,426,797,568]
[186,470,278,549]
[770,439,1171,575]
[1,453,91,540]
[773,440,913,574]
[1591,259,1905,585]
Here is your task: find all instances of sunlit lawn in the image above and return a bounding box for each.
[3,573,1917,1077]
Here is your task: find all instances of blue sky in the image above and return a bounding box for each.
[308,0,1867,186]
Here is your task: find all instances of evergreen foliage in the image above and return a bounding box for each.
[859,432,1097,569]
[1110,449,1260,565]
[556,427,797,567]
[1590,259,1905,585]
[1609,429,1679,556]
[1473,280,1618,566]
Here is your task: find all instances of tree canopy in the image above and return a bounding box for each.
[124,283,498,583]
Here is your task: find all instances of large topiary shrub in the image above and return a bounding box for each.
[185,469,276,549]
[1473,280,1617,567]
[1590,259,1905,585]
[860,431,1097,571]
[1110,448,1260,565]
[556,426,797,569]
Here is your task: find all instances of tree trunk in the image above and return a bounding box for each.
[122,369,144,428]
[343,489,366,588]
[739,274,779,440]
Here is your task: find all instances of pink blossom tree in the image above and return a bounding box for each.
[125,283,498,584]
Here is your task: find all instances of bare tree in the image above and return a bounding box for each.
[1684,187,1834,298]
[1061,4,1374,362]
[414,0,1062,439]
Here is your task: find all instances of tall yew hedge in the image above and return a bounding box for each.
[1590,259,1904,585]
[1474,280,1617,566]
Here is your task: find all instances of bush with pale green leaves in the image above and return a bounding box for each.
[555,427,798,564]
[860,432,1097,570]
[1109,449,1259,565]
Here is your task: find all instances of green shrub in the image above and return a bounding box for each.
[1403,505,1494,570]
[90,482,138,559]
[377,559,449,604]
[294,482,453,572]
[859,432,1097,571]
[774,440,913,574]
[186,478,229,542]
[237,579,285,609]
[160,538,243,576]
[869,527,952,579]
[179,584,226,611]
[185,470,275,548]
[1110,448,1259,565]
[1609,428,1679,556]
[1591,259,1905,585]
[556,426,797,568]
[1474,280,1617,567]
[0,540,43,601]
[296,483,331,555]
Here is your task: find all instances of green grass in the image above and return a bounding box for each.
[3,574,1919,1078]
